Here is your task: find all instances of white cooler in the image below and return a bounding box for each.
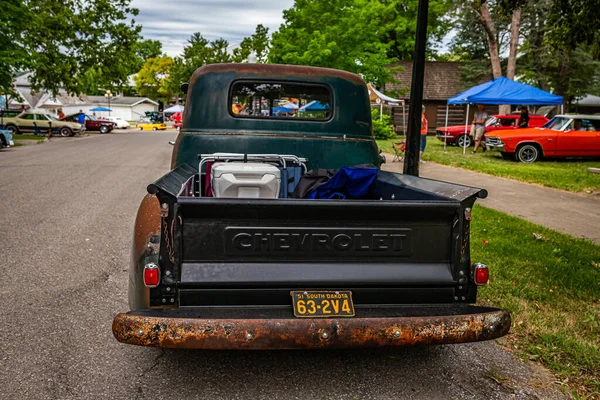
[211,162,281,198]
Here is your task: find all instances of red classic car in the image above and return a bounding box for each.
[436,114,549,147]
[485,114,600,162]
[171,111,182,131]
[61,113,115,134]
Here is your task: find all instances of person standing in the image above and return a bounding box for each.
[518,106,529,128]
[58,108,65,119]
[420,105,428,163]
[472,104,487,153]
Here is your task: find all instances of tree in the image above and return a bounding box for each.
[233,25,271,63]
[516,0,600,106]
[133,39,163,72]
[268,0,397,86]
[166,33,238,99]
[0,0,28,96]
[1,0,143,97]
[377,0,454,60]
[135,56,175,102]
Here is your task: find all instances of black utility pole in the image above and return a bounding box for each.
[403,0,429,177]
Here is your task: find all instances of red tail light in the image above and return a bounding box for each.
[144,263,160,288]
[472,263,489,285]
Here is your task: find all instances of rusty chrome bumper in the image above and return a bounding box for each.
[112,306,511,350]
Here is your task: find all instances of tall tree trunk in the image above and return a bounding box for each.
[476,1,502,79]
[506,8,521,80]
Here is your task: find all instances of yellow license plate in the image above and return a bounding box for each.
[290,290,355,318]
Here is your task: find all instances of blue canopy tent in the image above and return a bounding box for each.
[299,100,330,112]
[444,77,564,153]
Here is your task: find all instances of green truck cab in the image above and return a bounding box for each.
[112,64,510,350]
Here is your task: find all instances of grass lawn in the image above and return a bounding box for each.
[377,137,600,193]
[472,205,600,397]
[13,133,45,140]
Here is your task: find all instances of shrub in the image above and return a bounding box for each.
[371,108,396,140]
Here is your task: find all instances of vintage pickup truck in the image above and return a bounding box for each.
[112,63,511,349]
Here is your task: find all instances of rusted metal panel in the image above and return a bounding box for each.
[129,194,161,310]
[112,310,511,350]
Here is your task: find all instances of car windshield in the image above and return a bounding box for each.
[485,117,496,127]
[45,114,57,121]
[543,116,571,131]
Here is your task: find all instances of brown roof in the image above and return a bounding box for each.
[385,61,478,101]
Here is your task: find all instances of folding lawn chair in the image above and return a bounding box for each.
[392,140,406,162]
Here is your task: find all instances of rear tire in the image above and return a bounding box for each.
[60,127,72,137]
[515,144,541,163]
[139,127,143,131]
[5,125,19,135]
[456,134,472,148]
[153,127,158,131]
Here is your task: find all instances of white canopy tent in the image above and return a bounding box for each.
[367,83,406,133]
[164,104,184,113]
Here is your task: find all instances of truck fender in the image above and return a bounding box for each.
[128,193,162,310]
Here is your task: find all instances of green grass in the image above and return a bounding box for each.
[13,133,44,140]
[471,205,600,397]
[377,137,600,193]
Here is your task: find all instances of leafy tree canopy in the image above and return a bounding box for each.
[134,56,175,102]
[1,0,145,96]
[268,0,397,85]
[232,25,270,63]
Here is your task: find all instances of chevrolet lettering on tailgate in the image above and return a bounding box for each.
[225,227,413,256]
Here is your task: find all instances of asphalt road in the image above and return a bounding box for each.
[0,131,568,400]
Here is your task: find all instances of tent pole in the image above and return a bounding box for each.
[403,102,406,135]
[444,104,449,151]
[561,104,564,114]
[404,0,429,176]
[463,103,470,155]
[380,102,383,121]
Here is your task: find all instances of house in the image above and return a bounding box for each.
[384,61,497,133]
[63,96,158,121]
[9,72,158,121]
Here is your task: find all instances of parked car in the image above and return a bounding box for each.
[136,118,167,131]
[104,116,131,129]
[0,129,14,149]
[61,113,115,134]
[171,112,182,131]
[3,110,84,136]
[437,114,549,147]
[111,63,510,350]
[486,114,600,162]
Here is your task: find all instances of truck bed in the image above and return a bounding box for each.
[147,164,487,309]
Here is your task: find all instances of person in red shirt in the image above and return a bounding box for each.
[58,108,65,119]
[420,105,428,163]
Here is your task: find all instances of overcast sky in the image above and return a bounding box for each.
[131,0,295,57]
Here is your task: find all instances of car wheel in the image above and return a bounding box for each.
[139,127,144,131]
[501,152,513,160]
[60,127,72,137]
[100,125,109,134]
[153,127,158,131]
[5,125,19,135]
[456,134,472,148]
[516,144,541,163]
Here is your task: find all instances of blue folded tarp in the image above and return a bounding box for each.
[306,166,379,199]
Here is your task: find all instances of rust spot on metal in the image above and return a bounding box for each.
[112,310,511,350]
[132,194,161,263]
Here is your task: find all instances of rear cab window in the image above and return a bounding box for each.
[230,81,332,121]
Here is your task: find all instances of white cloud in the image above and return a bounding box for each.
[130,0,295,57]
